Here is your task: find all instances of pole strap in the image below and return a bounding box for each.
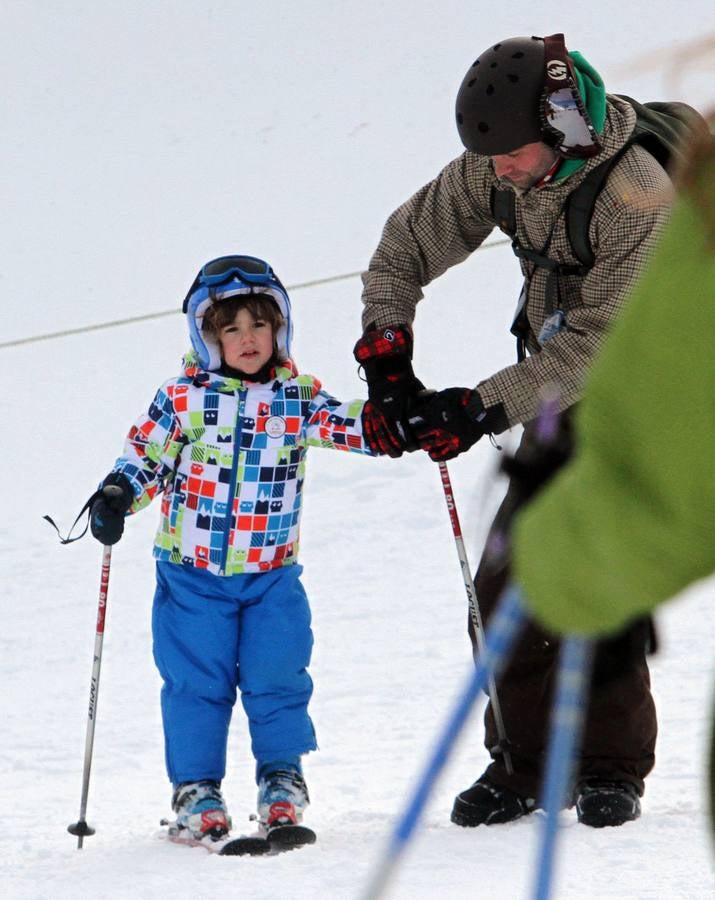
[43,489,102,545]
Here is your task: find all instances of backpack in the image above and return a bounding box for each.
[491,94,708,360]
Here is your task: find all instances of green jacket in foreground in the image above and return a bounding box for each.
[513,136,715,637]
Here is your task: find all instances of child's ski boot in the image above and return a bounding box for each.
[172,779,232,841]
[256,768,316,849]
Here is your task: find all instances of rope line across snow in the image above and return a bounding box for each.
[0,239,511,350]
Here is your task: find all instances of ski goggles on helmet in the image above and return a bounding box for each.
[182,255,284,312]
[539,34,602,159]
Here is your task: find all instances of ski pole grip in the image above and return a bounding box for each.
[408,388,436,430]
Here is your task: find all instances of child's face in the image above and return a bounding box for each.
[218,307,275,374]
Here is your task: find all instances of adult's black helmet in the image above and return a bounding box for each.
[455,36,546,155]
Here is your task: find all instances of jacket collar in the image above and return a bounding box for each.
[182,350,299,392]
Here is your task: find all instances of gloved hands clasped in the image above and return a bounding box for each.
[90,472,135,545]
[353,324,424,457]
[409,388,508,461]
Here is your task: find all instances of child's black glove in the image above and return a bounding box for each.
[409,388,508,461]
[90,473,134,545]
[353,324,424,457]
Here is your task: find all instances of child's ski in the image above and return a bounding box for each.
[160,820,271,856]
[263,822,316,850]
[160,819,316,855]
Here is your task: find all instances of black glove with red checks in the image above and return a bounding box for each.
[410,388,508,461]
[353,324,424,457]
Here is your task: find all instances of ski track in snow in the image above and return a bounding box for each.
[3,3,714,898]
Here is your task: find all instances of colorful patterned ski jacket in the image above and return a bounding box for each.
[112,353,374,575]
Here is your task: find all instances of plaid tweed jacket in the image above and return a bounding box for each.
[361,95,673,427]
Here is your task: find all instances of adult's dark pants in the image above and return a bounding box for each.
[472,416,657,801]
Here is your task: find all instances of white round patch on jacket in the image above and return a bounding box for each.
[265,415,287,438]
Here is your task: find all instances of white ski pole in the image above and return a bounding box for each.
[68,542,114,848]
[437,461,514,774]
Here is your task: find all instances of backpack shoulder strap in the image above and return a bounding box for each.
[492,179,589,275]
[490,185,517,237]
[564,147,628,270]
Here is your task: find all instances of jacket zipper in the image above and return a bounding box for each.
[219,387,246,574]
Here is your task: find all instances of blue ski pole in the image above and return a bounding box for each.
[361,585,526,900]
[533,635,594,900]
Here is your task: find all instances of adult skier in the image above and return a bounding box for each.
[353,33,676,827]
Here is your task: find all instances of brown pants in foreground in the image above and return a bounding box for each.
[471,418,657,801]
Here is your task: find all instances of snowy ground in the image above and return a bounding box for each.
[2,3,714,899]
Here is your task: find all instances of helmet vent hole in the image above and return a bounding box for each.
[468,79,476,87]
[512,51,525,59]
[478,122,489,133]
[456,113,464,124]
[490,62,498,68]
[493,43,502,51]
[471,59,480,67]
[486,84,495,95]
[507,74,519,83]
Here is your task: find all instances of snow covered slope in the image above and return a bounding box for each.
[2,3,713,898]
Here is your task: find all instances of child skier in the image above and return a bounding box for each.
[88,254,388,848]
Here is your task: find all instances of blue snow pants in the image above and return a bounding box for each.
[152,561,317,786]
